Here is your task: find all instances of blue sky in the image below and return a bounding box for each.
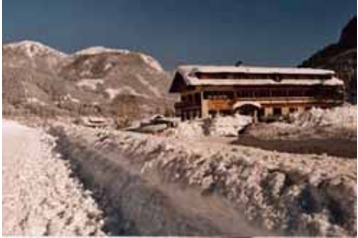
[3,0,356,69]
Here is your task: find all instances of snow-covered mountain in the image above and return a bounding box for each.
[3,40,174,119]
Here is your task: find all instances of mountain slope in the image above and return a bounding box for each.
[2,41,174,121]
[300,16,357,103]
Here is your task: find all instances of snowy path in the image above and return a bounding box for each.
[2,120,104,236]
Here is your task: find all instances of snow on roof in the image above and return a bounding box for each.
[178,65,335,75]
[169,65,343,92]
[179,77,343,86]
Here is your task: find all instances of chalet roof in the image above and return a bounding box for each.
[169,65,344,93]
[178,65,336,75]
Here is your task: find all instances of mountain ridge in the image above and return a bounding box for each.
[3,40,174,123]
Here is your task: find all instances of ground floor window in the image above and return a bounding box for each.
[209,110,217,118]
[219,110,232,116]
[258,108,265,117]
[273,107,282,116]
[289,107,298,113]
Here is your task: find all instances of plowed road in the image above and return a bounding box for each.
[2,120,104,236]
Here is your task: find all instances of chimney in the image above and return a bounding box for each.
[235,61,243,67]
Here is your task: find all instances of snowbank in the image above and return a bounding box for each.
[51,124,356,236]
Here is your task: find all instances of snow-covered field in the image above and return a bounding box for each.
[2,120,104,236]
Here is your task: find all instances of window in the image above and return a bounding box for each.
[288,89,302,97]
[272,90,286,97]
[273,107,282,116]
[289,107,297,113]
[187,94,193,103]
[204,91,234,100]
[209,110,217,118]
[181,95,186,102]
[237,90,253,98]
[256,89,269,97]
[258,108,265,117]
[194,93,201,103]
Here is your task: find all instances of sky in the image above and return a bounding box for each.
[3,0,357,69]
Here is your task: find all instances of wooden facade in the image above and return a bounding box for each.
[169,66,345,121]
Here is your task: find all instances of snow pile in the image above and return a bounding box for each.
[164,120,205,138]
[249,105,357,140]
[164,115,252,138]
[210,115,252,137]
[294,105,356,130]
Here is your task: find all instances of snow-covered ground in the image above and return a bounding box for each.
[2,120,104,236]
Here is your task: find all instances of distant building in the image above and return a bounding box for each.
[169,65,345,121]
